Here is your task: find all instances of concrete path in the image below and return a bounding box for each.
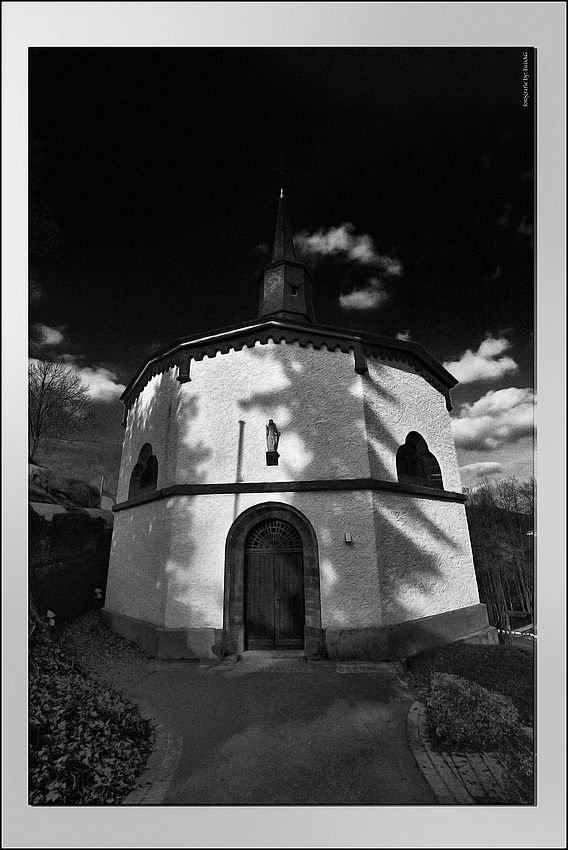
[122,653,438,806]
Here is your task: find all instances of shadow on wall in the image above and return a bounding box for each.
[124,371,213,491]
[124,342,468,637]
[116,374,216,626]
[234,343,462,627]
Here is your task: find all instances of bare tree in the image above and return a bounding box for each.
[29,360,91,462]
[464,477,534,638]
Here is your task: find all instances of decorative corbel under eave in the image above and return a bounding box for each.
[353,343,368,375]
[177,352,192,384]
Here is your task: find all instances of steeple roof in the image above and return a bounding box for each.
[271,191,298,263]
[258,193,315,324]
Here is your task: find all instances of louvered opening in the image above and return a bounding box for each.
[245,519,302,552]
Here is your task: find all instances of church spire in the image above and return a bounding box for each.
[271,191,297,263]
[258,194,315,324]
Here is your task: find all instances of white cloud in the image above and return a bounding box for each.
[456,436,534,485]
[396,330,411,341]
[459,462,503,488]
[73,365,126,402]
[443,336,518,384]
[451,387,535,451]
[293,222,401,313]
[295,223,401,274]
[31,354,126,402]
[339,278,390,310]
[33,324,65,346]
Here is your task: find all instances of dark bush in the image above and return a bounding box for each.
[406,642,534,803]
[29,640,154,805]
[406,641,534,724]
[426,672,521,751]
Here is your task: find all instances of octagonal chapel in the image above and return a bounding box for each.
[103,194,496,660]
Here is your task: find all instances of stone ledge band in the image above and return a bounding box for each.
[113,478,466,512]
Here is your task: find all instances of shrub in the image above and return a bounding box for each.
[29,640,155,804]
[406,642,534,725]
[426,672,521,751]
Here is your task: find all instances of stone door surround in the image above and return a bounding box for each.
[222,501,325,658]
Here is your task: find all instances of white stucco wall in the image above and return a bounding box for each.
[108,338,477,636]
[106,499,172,625]
[118,342,462,499]
[363,359,462,492]
[118,341,371,502]
[106,490,384,630]
[372,493,479,625]
[117,369,179,503]
[173,341,371,485]
[106,487,478,633]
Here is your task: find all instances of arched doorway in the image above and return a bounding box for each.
[245,519,305,650]
[222,502,325,658]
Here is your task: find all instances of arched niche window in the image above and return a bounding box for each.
[396,432,443,490]
[128,443,158,497]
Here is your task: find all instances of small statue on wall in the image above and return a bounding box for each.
[266,419,280,451]
[266,419,280,465]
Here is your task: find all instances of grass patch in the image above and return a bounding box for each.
[29,620,155,805]
[406,641,534,804]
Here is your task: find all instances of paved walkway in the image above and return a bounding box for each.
[122,654,438,805]
[122,653,512,806]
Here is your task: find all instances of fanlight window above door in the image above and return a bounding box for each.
[245,519,302,552]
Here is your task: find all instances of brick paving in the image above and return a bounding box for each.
[406,701,509,804]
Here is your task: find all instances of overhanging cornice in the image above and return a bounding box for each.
[120,319,458,417]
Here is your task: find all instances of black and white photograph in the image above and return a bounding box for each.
[3,3,566,849]
[27,40,536,802]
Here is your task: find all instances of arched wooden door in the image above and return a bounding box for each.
[244,519,305,650]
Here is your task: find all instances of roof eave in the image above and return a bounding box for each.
[120,317,458,405]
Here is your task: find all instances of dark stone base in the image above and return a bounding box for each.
[101,604,496,662]
[456,626,500,647]
[101,610,222,660]
[325,604,496,661]
[215,624,326,660]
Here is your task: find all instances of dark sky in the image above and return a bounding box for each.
[29,47,534,481]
